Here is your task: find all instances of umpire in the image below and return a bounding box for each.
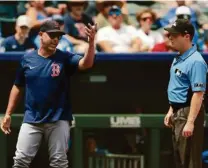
[164,19,207,168]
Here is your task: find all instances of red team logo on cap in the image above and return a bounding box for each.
[51,63,60,77]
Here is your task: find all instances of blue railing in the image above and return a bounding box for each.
[0,52,208,61]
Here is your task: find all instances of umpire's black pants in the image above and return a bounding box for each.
[171,105,205,168]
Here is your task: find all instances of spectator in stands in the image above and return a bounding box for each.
[188,0,208,27]
[158,0,198,27]
[136,9,164,51]
[95,0,131,29]
[26,0,64,38]
[84,1,97,18]
[124,0,172,28]
[34,15,74,52]
[85,136,111,168]
[64,0,94,53]
[175,5,192,20]
[156,1,206,51]
[86,137,109,154]
[27,0,65,28]
[96,5,142,53]
[175,6,199,45]
[0,15,35,52]
[152,31,175,52]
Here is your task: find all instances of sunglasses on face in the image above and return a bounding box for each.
[141,17,153,22]
[177,14,191,20]
[46,32,62,40]
[20,26,29,29]
[109,11,121,16]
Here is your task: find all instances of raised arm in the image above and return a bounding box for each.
[78,24,97,70]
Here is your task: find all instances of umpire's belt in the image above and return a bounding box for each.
[170,102,190,112]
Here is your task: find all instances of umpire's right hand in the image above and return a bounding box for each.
[164,112,173,128]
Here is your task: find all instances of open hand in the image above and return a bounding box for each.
[1,114,11,134]
[85,23,97,42]
[164,112,173,127]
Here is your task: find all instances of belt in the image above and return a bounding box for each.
[170,102,190,112]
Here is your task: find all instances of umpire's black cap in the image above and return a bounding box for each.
[164,19,195,37]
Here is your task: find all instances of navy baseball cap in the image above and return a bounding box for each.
[164,19,194,36]
[108,5,122,16]
[40,20,65,35]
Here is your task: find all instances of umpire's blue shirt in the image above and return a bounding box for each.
[168,45,207,104]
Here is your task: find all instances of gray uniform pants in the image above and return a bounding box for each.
[13,120,70,168]
[171,105,205,168]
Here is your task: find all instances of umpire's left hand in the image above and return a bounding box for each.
[182,121,194,137]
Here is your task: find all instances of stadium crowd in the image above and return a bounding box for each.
[0,0,208,53]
